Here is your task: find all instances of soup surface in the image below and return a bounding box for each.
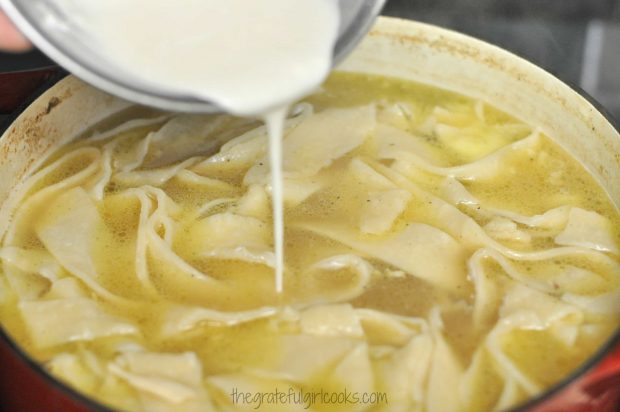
[1,73,619,412]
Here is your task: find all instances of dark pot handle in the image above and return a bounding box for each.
[0,66,61,114]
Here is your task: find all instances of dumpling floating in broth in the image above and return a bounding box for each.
[0,73,619,412]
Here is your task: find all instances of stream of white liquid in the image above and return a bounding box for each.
[265,109,287,293]
[51,0,341,293]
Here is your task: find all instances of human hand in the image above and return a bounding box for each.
[0,10,31,52]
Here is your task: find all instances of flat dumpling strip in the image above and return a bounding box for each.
[442,177,572,230]
[378,162,527,256]
[85,115,170,143]
[196,124,268,170]
[500,283,584,341]
[442,178,620,256]
[204,246,276,269]
[115,350,203,389]
[297,221,468,293]
[150,114,226,145]
[174,169,237,193]
[281,175,330,207]
[299,304,364,338]
[195,207,264,242]
[439,176,481,206]
[0,247,60,300]
[359,189,412,235]
[432,112,533,165]
[0,247,61,283]
[196,198,238,219]
[491,242,619,263]
[89,142,114,201]
[376,101,415,130]
[306,157,413,236]
[381,129,540,181]
[457,347,521,412]
[117,188,172,294]
[483,329,542,399]
[331,343,376,412]
[469,247,620,323]
[126,186,179,241]
[109,350,213,408]
[46,277,89,299]
[563,286,620,314]
[148,228,219,284]
[467,250,503,329]
[114,129,154,173]
[472,283,587,401]
[194,103,313,171]
[138,191,162,283]
[145,114,265,170]
[143,187,180,246]
[195,213,275,268]
[2,147,102,243]
[244,105,376,185]
[494,379,527,412]
[297,304,427,346]
[0,265,50,301]
[373,123,443,165]
[145,229,250,309]
[355,308,427,347]
[34,187,133,305]
[250,334,358,382]
[113,157,202,187]
[120,187,219,285]
[426,309,464,412]
[376,333,433,411]
[0,247,61,280]
[47,347,153,411]
[295,161,475,289]
[371,159,619,263]
[103,113,225,175]
[109,364,163,399]
[555,207,619,254]
[364,159,498,250]
[348,157,398,189]
[470,247,620,293]
[234,184,270,220]
[185,212,275,270]
[483,217,532,244]
[19,297,138,348]
[161,305,280,336]
[305,255,375,302]
[46,351,108,403]
[280,104,375,177]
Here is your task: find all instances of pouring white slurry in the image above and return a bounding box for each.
[52,0,341,292]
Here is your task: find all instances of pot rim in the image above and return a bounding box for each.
[0,17,619,412]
